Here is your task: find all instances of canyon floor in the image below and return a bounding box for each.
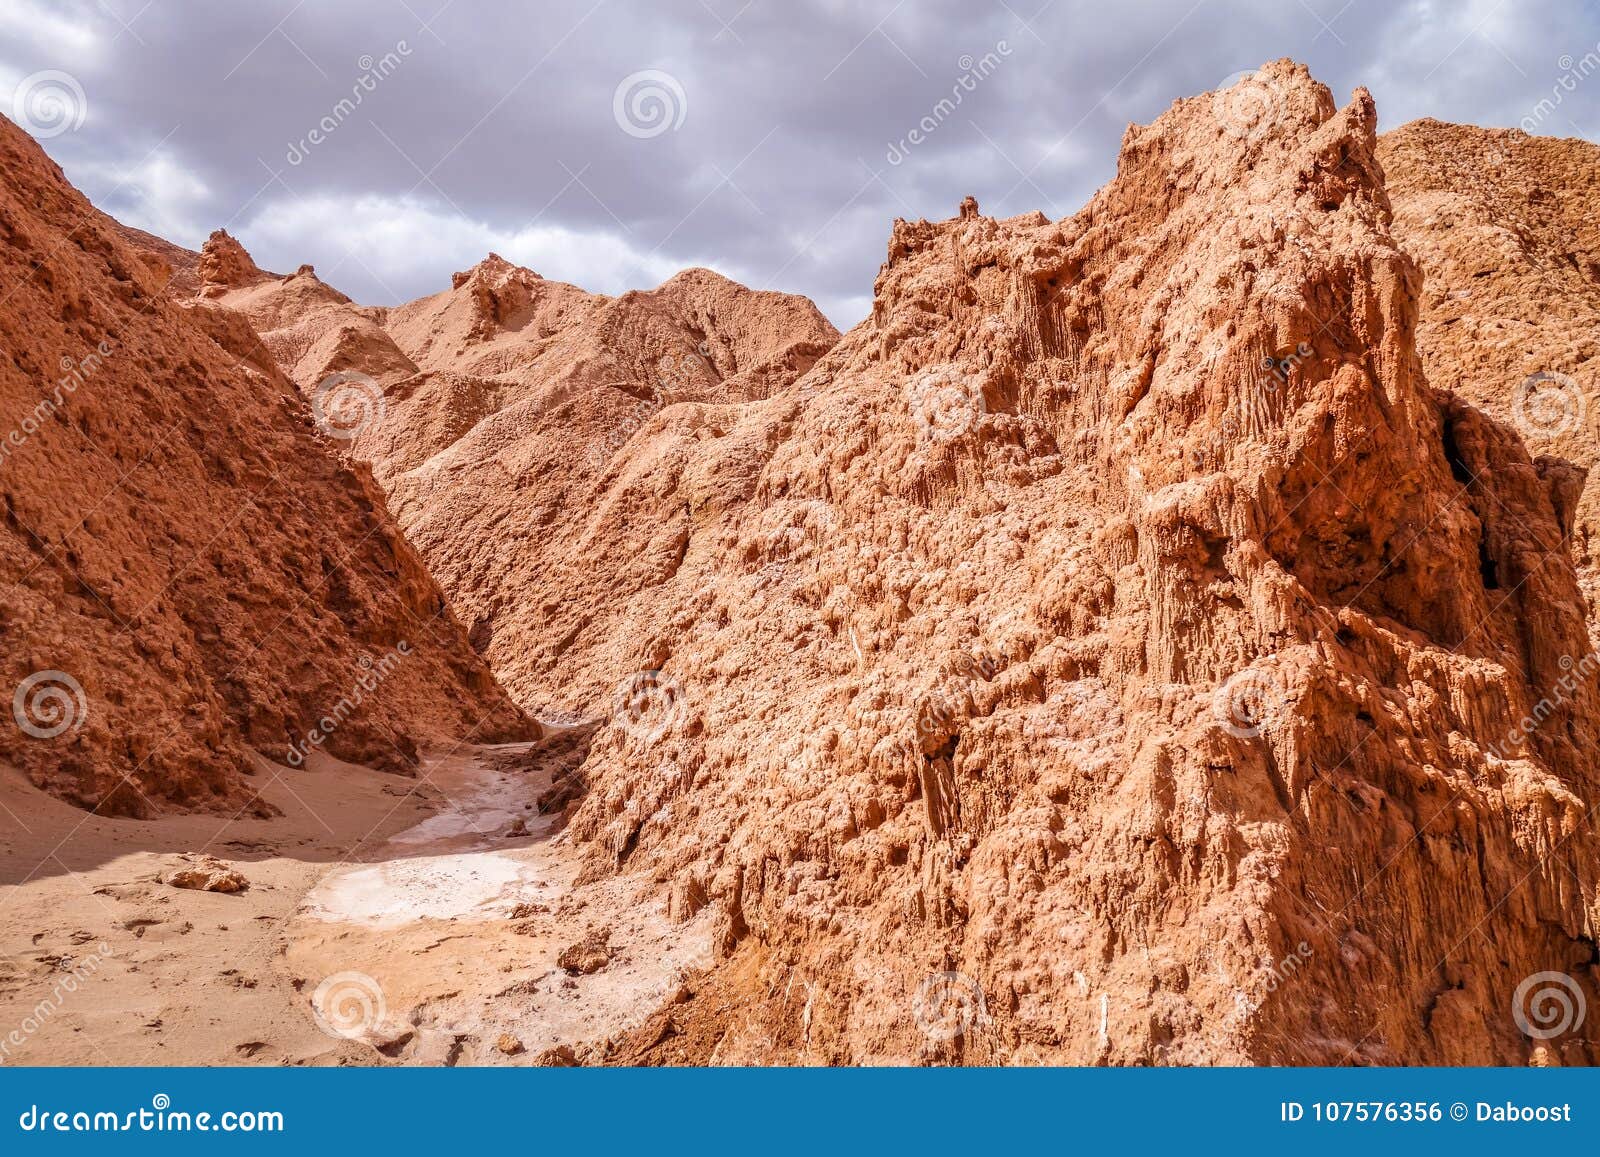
[0,730,717,1065]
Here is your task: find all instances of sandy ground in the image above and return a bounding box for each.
[0,732,714,1066]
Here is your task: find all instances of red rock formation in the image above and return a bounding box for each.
[549,61,1599,1064]
[1382,120,1600,624]
[0,114,531,815]
[134,62,1600,1064]
[202,241,839,702]
[109,221,200,296]
[196,228,271,295]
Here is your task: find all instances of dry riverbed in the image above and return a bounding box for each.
[0,732,715,1066]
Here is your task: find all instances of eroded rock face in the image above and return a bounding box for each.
[1381,120,1600,626]
[202,241,840,704]
[544,61,1598,1065]
[167,62,1600,1064]
[0,115,531,815]
[197,228,269,295]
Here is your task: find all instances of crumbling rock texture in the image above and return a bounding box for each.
[140,63,1600,1064]
[0,115,531,815]
[1382,121,1600,627]
[195,228,273,296]
[550,62,1599,1065]
[203,241,839,704]
[109,221,201,297]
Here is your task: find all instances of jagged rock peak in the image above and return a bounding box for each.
[197,228,265,293]
[451,252,543,291]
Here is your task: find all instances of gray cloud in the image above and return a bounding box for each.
[4,0,1598,326]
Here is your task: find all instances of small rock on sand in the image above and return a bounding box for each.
[532,1044,579,1067]
[163,855,249,893]
[557,926,614,975]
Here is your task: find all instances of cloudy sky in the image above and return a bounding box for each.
[3,0,1598,326]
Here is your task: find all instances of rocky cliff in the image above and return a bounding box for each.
[564,61,1600,1064]
[199,240,839,708]
[132,61,1600,1063]
[0,115,531,816]
[1382,120,1600,627]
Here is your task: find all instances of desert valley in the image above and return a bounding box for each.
[1,59,1599,1066]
